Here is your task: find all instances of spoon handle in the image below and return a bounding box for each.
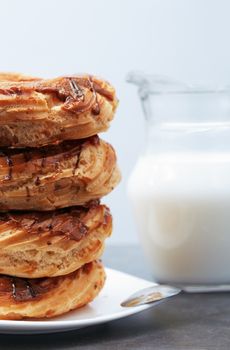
[121,285,181,307]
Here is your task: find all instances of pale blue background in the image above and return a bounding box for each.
[0,0,230,243]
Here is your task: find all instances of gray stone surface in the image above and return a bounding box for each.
[1,245,230,349]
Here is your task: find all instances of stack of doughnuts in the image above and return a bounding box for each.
[0,73,120,319]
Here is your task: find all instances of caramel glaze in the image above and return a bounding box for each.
[0,274,59,302]
[82,262,94,275]
[0,135,100,183]
[88,76,100,115]
[25,186,31,200]
[23,151,32,162]
[0,75,115,116]
[11,277,36,301]
[0,261,94,302]
[0,151,13,180]
[88,134,100,146]
[68,78,84,101]
[0,208,88,241]
[0,201,108,243]
[35,176,41,186]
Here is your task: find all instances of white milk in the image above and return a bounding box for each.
[128,152,230,285]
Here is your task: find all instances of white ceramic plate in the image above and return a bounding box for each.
[0,268,156,334]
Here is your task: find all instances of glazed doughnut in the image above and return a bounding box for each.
[0,203,111,278]
[0,260,105,319]
[0,136,121,211]
[0,74,118,147]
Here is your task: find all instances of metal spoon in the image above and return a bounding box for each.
[121,285,181,307]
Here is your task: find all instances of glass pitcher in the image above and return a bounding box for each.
[127,72,230,289]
